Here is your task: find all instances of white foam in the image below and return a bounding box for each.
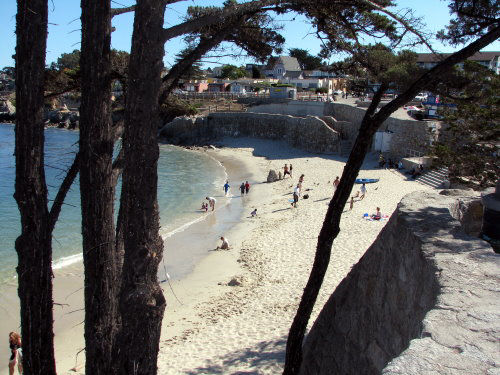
[52,253,83,270]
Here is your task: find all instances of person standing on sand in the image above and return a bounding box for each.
[223,181,230,196]
[289,164,293,178]
[292,184,300,208]
[240,182,245,195]
[333,176,340,192]
[283,164,291,178]
[360,183,367,200]
[245,181,250,194]
[350,196,354,210]
[206,196,216,211]
[8,332,22,375]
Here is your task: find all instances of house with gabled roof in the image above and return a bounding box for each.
[267,56,302,78]
[417,51,499,74]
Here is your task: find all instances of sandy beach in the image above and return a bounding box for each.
[2,137,431,374]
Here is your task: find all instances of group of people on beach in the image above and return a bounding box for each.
[239,181,250,195]
[201,180,251,212]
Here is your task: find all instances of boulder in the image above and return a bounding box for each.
[267,169,279,183]
[48,110,63,123]
[0,100,16,115]
[449,197,483,237]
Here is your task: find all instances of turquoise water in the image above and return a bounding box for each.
[0,123,227,282]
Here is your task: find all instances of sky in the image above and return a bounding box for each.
[1,0,499,70]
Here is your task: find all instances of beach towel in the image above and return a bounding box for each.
[363,213,389,221]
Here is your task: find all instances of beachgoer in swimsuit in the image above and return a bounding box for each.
[333,176,340,192]
[371,207,382,220]
[350,196,354,210]
[217,236,229,250]
[283,164,291,178]
[201,202,208,212]
[8,332,22,375]
[245,181,250,194]
[292,184,300,207]
[240,182,245,195]
[206,196,216,211]
[289,164,293,178]
[223,181,230,196]
[360,183,367,200]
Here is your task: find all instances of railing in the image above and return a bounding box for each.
[171,91,269,101]
[406,149,424,158]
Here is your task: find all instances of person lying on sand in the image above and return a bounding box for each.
[250,209,257,217]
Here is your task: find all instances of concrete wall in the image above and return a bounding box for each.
[327,103,431,158]
[299,191,498,375]
[246,100,328,117]
[246,101,431,159]
[159,112,340,153]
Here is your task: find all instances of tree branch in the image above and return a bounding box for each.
[361,0,437,53]
[162,0,279,41]
[160,32,231,102]
[48,152,80,233]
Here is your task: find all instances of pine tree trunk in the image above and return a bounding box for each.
[14,2,56,374]
[113,0,166,373]
[283,89,387,375]
[79,1,119,373]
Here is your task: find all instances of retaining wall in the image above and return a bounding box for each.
[159,112,340,153]
[300,191,498,375]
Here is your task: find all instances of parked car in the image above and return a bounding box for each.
[414,92,428,101]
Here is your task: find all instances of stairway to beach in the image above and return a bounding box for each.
[340,140,353,156]
[415,167,449,188]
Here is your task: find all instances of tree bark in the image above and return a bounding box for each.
[79,1,119,374]
[113,0,166,373]
[283,24,500,375]
[14,1,56,374]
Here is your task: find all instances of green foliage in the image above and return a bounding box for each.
[186,2,284,63]
[174,48,205,80]
[251,65,263,78]
[315,87,328,94]
[1,66,15,77]
[159,96,198,124]
[289,48,323,70]
[220,65,247,80]
[431,61,499,187]
[437,0,499,45]
[55,50,81,70]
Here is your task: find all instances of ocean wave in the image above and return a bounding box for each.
[52,253,83,270]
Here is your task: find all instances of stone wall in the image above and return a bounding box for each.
[326,103,431,159]
[245,101,431,159]
[300,191,498,375]
[246,100,328,117]
[159,112,340,153]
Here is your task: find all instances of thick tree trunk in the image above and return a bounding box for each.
[14,1,56,374]
[113,0,166,373]
[79,1,119,373]
[283,24,500,375]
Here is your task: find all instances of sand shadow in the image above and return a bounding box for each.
[272,207,292,213]
[184,336,287,375]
